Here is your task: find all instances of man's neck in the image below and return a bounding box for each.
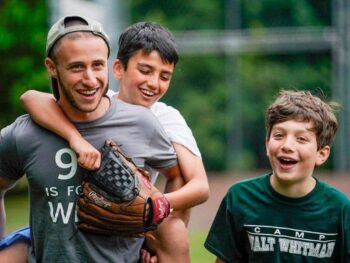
[59,96,110,122]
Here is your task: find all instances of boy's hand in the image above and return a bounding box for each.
[69,136,101,170]
[140,249,158,263]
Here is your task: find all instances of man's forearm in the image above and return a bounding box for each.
[0,177,18,239]
[0,192,6,239]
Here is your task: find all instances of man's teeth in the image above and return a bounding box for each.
[80,90,96,95]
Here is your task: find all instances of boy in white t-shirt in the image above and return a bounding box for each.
[4,21,209,263]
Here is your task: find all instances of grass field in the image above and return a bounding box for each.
[5,193,215,263]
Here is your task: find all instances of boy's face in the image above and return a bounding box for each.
[45,35,109,121]
[265,119,330,190]
[114,50,174,108]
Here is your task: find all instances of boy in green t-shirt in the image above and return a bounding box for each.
[205,90,350,262]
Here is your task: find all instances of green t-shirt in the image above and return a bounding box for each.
[205,173,350,262]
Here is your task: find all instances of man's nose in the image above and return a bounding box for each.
[82,69,98,87]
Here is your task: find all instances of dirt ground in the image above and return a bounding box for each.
[186,171,350,232]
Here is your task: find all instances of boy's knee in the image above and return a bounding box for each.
[158,217,189,251]
[143,217,190,262]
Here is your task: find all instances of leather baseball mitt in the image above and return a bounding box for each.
[77,139,171,237]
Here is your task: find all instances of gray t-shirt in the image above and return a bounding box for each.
[0,97,177,263]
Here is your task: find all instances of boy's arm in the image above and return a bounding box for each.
[215,258,226,263]
[20,90,100,170]
[161,143,209,211]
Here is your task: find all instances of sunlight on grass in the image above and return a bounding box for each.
[190,231,215,263]
[5,193,29,234]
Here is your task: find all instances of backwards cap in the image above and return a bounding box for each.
[46,15,110,56]
[46,15,110,100]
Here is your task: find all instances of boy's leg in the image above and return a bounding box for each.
[142,211,191,263]
[0,226,31,263]
[0,241,28,263]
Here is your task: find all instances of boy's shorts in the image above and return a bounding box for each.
[0,226,31,249]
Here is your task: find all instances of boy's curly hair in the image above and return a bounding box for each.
[266,90,340,149]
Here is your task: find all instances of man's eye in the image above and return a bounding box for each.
[93,63,104,69]
[70,65,83,71]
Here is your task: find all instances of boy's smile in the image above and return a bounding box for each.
[115,50,174,108]
[266,119,330,196]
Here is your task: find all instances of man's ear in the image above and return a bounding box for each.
[113,59,124,81]
[316,145,330,166]
[44,58,57,78]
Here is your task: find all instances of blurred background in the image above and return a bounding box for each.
[1,0,349,262]
[1,0,350,172]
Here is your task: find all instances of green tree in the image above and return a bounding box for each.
[130,0,333,171]
[0,0,48,127]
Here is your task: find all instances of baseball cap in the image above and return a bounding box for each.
[46,15,110,56]
[46,15,110,100]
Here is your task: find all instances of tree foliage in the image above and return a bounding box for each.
[0,0,333,171]
[130,0,333,171]
[0,0,48,127]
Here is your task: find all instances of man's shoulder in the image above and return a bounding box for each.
[1,114,33,137]
[114,99,159,122]
[116,99,154,114]
[110,99,168,139]
[1,114,54,151]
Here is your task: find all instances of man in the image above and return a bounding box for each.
[0,16,195,262]
[20,21,210,263]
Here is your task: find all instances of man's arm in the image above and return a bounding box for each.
[21,91,210,210]
[215,258,226,263]
[161,143,209,212]
[0,177,18,239]
[20,90,100,169]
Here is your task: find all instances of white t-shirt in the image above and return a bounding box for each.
[107,90,200,157]
[107,90,201,183]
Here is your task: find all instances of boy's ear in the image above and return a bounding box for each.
[265,137,270,158]
[45,58,57,78]
[316,145,330,166]
[113,59,124,81]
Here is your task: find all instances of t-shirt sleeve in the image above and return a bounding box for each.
[106,89,116,98]
[344,202,350,262]
[151,102,201,158]
[204,190,242,262]
[0,122,24,181]
[144,111,178,170]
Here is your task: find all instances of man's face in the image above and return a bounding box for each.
[115,50,174,108]
[46,35,109,120]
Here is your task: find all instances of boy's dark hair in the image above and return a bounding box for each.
[266,90,340,149]
[117,22,179,69]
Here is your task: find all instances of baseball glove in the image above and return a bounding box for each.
[77,139,171,237]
